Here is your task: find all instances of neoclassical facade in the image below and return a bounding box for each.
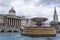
[0,7,28,32]
[0,7,21,26]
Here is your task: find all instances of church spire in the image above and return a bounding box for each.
[54,7,57,16]
[53,7,58,23]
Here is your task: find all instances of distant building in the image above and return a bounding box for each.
[0,7,21,27]
[53,7,58,23]
[21,16,29,27]
[0,7,33,32]
[0,7,25,32]
[50,7,58,29]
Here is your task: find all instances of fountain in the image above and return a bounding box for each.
[20,17,56,37]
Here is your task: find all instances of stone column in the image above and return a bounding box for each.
[12,18,13,26]
[16,19,18,25]
[9,18,10,26]
[7,18,9,26]
[1,18,3,26]
[11,18,12,26]
[16,19,17,26]
[20,20,21,26]
[16,19,18,26]
[14,19,15,26]
[19,20,20,26]
[15,19,16,26]
[13,19,15,26]
[1,18,2,26]
[17,20,18,26]
[17,20,19,26]
[11,19,13,25]
[19,19,21,26]
[6,18,8,26]
[18,19,19,26]
[10,18,11,26]
[12,19,13,26]
[13,19,14,26]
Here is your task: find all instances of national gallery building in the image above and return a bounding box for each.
[0,7,27,32]
[0,7,22,26]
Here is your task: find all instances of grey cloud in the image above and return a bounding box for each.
[0,0,13,7]
[0,0,59,20]
[35,0,60,6]
[24,0,32,3]
[41,0,53,5]
[0,0,13,14]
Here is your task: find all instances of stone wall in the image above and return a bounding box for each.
[0,26,20,32]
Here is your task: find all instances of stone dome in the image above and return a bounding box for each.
[9,7,16,13]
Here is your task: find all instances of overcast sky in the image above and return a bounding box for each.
[0,0,60,22]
